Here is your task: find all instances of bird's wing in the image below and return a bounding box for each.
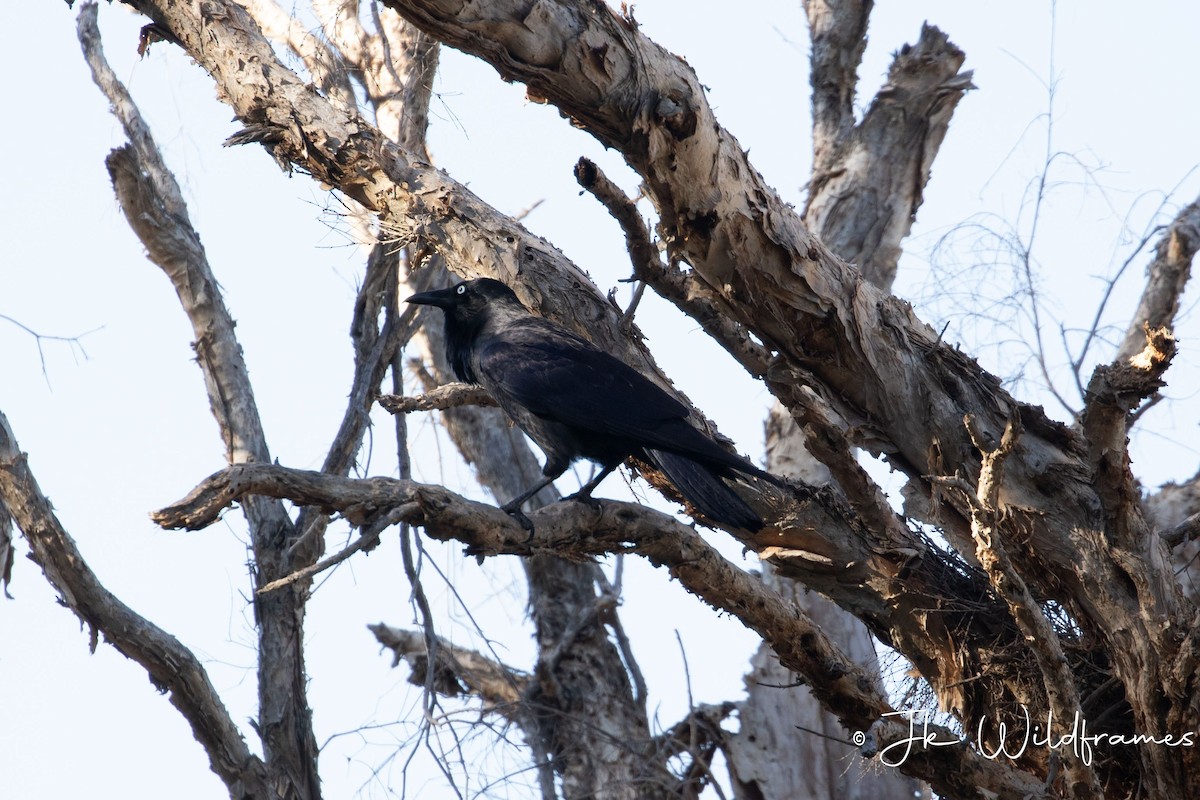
[476,318,786,489]
[475,320,690,440]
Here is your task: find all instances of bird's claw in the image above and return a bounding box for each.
[501,503,536,540]
[564,491,604,512]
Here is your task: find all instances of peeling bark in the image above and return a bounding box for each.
[0,497,13,598]
[736,7,968,798]
[153,460,1046,800]
[966,414,1101,799]
[806,14,973,287]
[1115,198,1200,602]
[113,0,1021,762]
[23,0,1197,797]
[1115,200,1200,364]
[373,3,1199,794]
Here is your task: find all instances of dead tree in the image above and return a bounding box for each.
[3,2,1198,799]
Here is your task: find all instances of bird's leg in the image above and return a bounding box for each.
[507,508,535,535]
[564,464,618,510]
[500,473,559,536]
[501,475,555,514]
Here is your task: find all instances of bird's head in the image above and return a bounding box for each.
[405,278,525,325]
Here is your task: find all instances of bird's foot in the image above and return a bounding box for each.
[500,502,536,540]
[564,490,604,512]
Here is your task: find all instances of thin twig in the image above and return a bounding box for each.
[153,460,1043,796]
[574,158,659,282]
[401,517,441,721]
[257,505,414,595]
[0,314,101,383]
[595,558,647,708]
[574,156,773,377]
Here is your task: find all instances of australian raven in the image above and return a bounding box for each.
[407,278,782,530]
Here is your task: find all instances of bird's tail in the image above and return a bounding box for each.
[645,449,765,531]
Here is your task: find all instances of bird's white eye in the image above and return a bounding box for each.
[456,284,467,295]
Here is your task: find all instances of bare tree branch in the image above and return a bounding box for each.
[1114,198,1200,364]
[572,158,658,285]
[150,465,883,725]
[80,5,290,530]
[77,0,1200,794]
[0,410,270,798]
[369,7,1200,791]
[152,460,1046,799]
[235,0,356,110]
[0,494,13,599]
[77,8,315,796]
[574,157,773,378]
[966,412,1101,800]
[1163,511,1200,549]
[1078,326,1187,791]
[804,0,871,167]
[379,381,496,413]
[0,313,100,384]
[370,623,528,712]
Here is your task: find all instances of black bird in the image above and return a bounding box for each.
[406,278,783,530]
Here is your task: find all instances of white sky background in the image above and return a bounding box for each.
[2,2,1199,798]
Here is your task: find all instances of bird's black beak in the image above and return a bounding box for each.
[405,287,458,309]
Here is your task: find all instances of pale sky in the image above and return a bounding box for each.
[2,2,1199,798]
